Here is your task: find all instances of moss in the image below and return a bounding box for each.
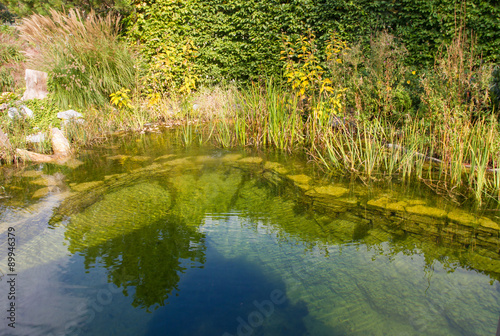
[385,201,408,212]
[478,218,500,231]
[32,187,50,198]
[406,205,447,218]
[287,174,312,185]
[104,173,127,180]
[194,155,218,163]
[154,154,176,162]
[70,181,104,192]
[64,158,84,169]
[221,154,242,162]
[367,197,390,209]
[65,183,171,252]
[162,158,193,166]
[129,156,151,162]
[30,177,49,186]
[106,155,130,161]
[16,170,43,178]
[405,199,426,205]
[238,157,263,164]
[447,210,479,227]
[264,161,289,175]
[306,185,348,198]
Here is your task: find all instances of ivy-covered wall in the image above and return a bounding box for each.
[127,0,499,84]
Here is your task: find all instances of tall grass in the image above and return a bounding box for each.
[19,9,136,109]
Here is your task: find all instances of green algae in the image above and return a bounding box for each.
[70,181,104,192]
[306,185,349,198]
[264,161,289,174]
[238,156,263,164]
[65,182,171,252]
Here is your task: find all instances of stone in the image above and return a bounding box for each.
[0,129,11,151]
[106,155,130,161]
[32,187,50,198]
[70,181,104,192]
[405,205,447,218]
[129,156,151,162]
[306,185,349,198]
[19,105,34,118]
[238,156,263,164]
[51,127,71,157]
[16,170,43,177]
[57,109,83,120]
[154,154,176,162]
[221,154,242,162]
[7,107,19,119]
[264,161,288,174]
[447,210,478,227]
[367,197,390,209]
[22,69,48,100]
[26,132,46,143]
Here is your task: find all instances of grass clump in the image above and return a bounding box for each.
[0,25,25,92]
[18,9,136,109]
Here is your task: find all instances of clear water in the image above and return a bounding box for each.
[1,130,500,336]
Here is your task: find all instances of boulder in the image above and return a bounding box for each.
[26,132,45,143]
[19,105,34,118]
[7,107,19,119]
[57,109,83,120]
[0,129,11,151]
[22,69,48,100]
[51,127,71,157]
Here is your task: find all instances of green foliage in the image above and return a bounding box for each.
[127,0,500,86]
[0,25,25,91]
[3,0,132,18]
[20,9,136,109]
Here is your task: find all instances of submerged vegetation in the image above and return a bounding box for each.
[0,4,499,206]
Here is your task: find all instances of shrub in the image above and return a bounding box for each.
[19,9,136,109]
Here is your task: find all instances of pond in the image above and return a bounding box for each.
[1,130,500,336]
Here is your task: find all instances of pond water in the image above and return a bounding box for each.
[1,130,500,336]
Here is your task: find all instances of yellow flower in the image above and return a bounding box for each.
[336,59,342,64]
[407,80,410,84]
[412,70,416,75]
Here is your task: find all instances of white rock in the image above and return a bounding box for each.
[51,128,71,157]
[26,132,46,143]
[57,110,83,120]
[7,107,19,119]
[19,105,34,118]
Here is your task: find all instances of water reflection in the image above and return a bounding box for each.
[1,132,500,335]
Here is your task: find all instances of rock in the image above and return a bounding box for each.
[70,181,104,192]
[51,127,71,157]
[306,185,349,198]
[32,187,50,198]
[7,107,19,119]
[57,109,83,120]
[22,69,48,100]
[405,205,447,218]
[129,156,151,162]
[26,132,46,143]
[0,129,11,151]
[238,157,263,164]
[19,105,34,118]
[264,161,288,174]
